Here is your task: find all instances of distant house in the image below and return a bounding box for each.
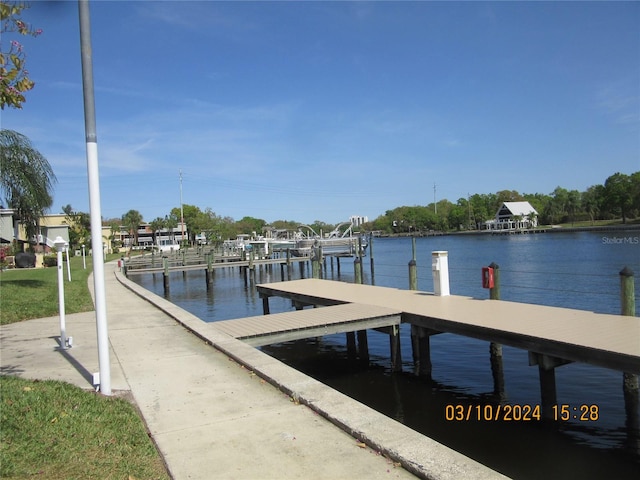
[0,208,70,252]
[116,222,188,251]
[490,201,538,230]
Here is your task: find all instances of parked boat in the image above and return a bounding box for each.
[157,238,180,252]
[291,222,367,258]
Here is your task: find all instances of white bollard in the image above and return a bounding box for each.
[432,251,450,296]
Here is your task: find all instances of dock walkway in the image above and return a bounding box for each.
[256,279,640,374]
[213,302,401,347]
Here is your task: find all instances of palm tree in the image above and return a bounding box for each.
[149,216,166,249]
[0,129,56,251]
[121,209,143,256]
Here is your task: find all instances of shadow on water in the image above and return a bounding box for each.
[261,337,640,480]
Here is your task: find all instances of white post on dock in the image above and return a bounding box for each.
[432,251,450,296]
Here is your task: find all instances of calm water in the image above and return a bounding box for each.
[132,230,640,479]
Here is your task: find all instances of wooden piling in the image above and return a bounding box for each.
[408,249,431,378]
[352,257,369,364]
[346,332,357,361]
[354,257,362,285]
[620,267,639,445]
[408,259,417,291]
[205,252,213,287]
[539,364,557,420]
[357,330,369,365]
[390,324,402,372]
[369,234,375,285]
[488,262,505,398]
[489,262,500,300]
[312,246,321,279]
[411,325,432,379]
[162,257,169,294]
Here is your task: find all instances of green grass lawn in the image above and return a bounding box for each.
[0,252,170,479]
[0,376,169,480]
[0,253,123,325]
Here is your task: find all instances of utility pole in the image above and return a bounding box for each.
[180,169,185,246]
[78,0,111,395]
[433,183,437,215]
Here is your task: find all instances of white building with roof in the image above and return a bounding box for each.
[491,201,538,230]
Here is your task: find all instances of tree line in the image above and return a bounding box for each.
[367,171,640,234]
[66,170,635,252]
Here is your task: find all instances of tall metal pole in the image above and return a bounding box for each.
[433,183,437,214]
[79,0,111,395]
[180,169,185,246]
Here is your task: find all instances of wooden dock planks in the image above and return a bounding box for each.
[256,279,640,374]
[212,303,401,347]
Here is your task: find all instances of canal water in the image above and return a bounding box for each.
[131,230,640,479]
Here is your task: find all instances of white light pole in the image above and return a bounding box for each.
[79,0,111,395]
[54,236,69,349]
[82,244,86,269]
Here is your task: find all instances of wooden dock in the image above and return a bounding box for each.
[212,303,401,347]
[255,278,639,374]
[124,255,309,275]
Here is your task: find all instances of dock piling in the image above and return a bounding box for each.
[162,257,169,294]
[620,267,639,450]
[487,262,505,398]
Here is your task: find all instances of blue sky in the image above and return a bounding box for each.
[3,1,639,225]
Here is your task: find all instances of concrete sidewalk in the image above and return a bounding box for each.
[1,263,507,480]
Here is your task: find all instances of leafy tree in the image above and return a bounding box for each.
[566,190,581,226]
[62,204,90,249]
[0,1,42,109]
[149,216,166,246]
[164,214,178,244]
[581,185,603,225]
[603,172,633,223]
[0,129,56,250]
[630,171,640,216]
[121,209,143,256]
[236,216,266,236]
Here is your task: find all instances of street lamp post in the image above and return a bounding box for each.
[82,244,86,269]
[53,236,70,349]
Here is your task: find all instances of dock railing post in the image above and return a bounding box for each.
[620,266,639,450]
